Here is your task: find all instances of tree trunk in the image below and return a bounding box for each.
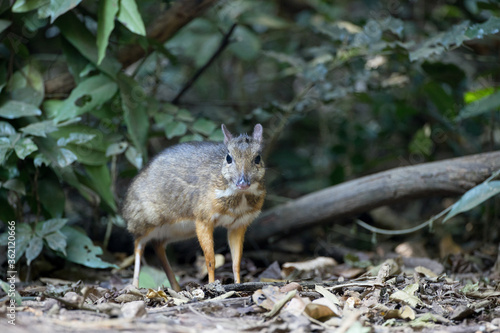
[247,151,500,243]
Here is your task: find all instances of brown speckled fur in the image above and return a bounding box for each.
[122,124,266,290]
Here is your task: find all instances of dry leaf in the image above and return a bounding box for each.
[414,266,438,278]
[286,295,310,316]
[315,285,341,306]
[389,283,423,308]
[282,256,337,278]
[367,258,400,278]
[115,293,143,303]
[345,296,361,309]
[312,297,342,317]
[304,303,336,321]
[280,282,302,293]
[439,234,462,258]
[121,300,147,318]
[146,288,169,301]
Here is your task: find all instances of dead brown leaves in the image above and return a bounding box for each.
[1,256,500,332]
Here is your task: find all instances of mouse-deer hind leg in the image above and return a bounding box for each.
[133,239,146,288]
[153,240,181,291]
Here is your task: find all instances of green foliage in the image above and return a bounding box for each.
[0,0,499,273]
[444,177,500,222]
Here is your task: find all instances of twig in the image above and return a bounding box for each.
[221,281,340,292]
[172,23,238,105]
[356,167,500,236]
[264,290,296,318]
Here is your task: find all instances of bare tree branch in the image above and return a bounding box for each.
[172,23,237,105]
[247,151,500,243]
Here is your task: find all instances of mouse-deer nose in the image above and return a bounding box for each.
[236,174,250,190]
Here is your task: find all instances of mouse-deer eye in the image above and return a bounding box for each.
[226,154,233,164]
[254,155,261,164]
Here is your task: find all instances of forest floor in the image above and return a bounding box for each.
[2,248,500,333]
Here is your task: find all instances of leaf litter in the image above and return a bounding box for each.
[1,256,499,332]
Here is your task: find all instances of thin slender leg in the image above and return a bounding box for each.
[133,239,145,288]
[228,225,247,283]
[152,240,181,291]
[195,220,215,283]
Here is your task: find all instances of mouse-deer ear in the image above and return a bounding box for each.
[222,124,233,145]
[252,124,263,143]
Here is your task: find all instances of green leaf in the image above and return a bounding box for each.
[85,164,117,212]
[176,109,194,122]
[465,16,500,40]
[138,265,172,289]
[0,137,12,164]
[33,153,51,167]
[12,0,49,13]
[0,100,41,119]
[228,26,261,61]
[57,133,96,146]
[42,99,64,119]
[26,236,43,265]
[14,137,38,159]
[20,120,58,137]
[61,39,89,84]
[38,179,65,217]
[14,223,33,263]
[118,72,149,158]
[179,133,203,142]
[53,165,99,205]
[208,129,224,142]
[0,122,16,136]
[2,179,26,195]
[61,226,118,269]
[457,90,500,120]
[53,74,118,122]
[410,21,469,62]
[464,87,495,104]
[0,280,21,305]
[422,81,455,115]
[410,18,500,62]
[0,121,16,136]
[49,125,108,165]
[36,218,68,237]
[242,13,289,29]
[125,145,142,169]
[56,12,121,78]
[97,0,119,65]
[192,118,217,136]
[44,230,67,255]
[38,0,82,23]
[56,147,78,167]
[165,121,187,139]
[8,63,44,106]
[117,0,146,36]
[106,142,128,156]
[0,19,12,34]
[444,181,500,222]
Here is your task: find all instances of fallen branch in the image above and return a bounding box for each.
[247,151,500,243]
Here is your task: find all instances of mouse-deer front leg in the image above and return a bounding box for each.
[228,225,248,283]
[196,219,215,283]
